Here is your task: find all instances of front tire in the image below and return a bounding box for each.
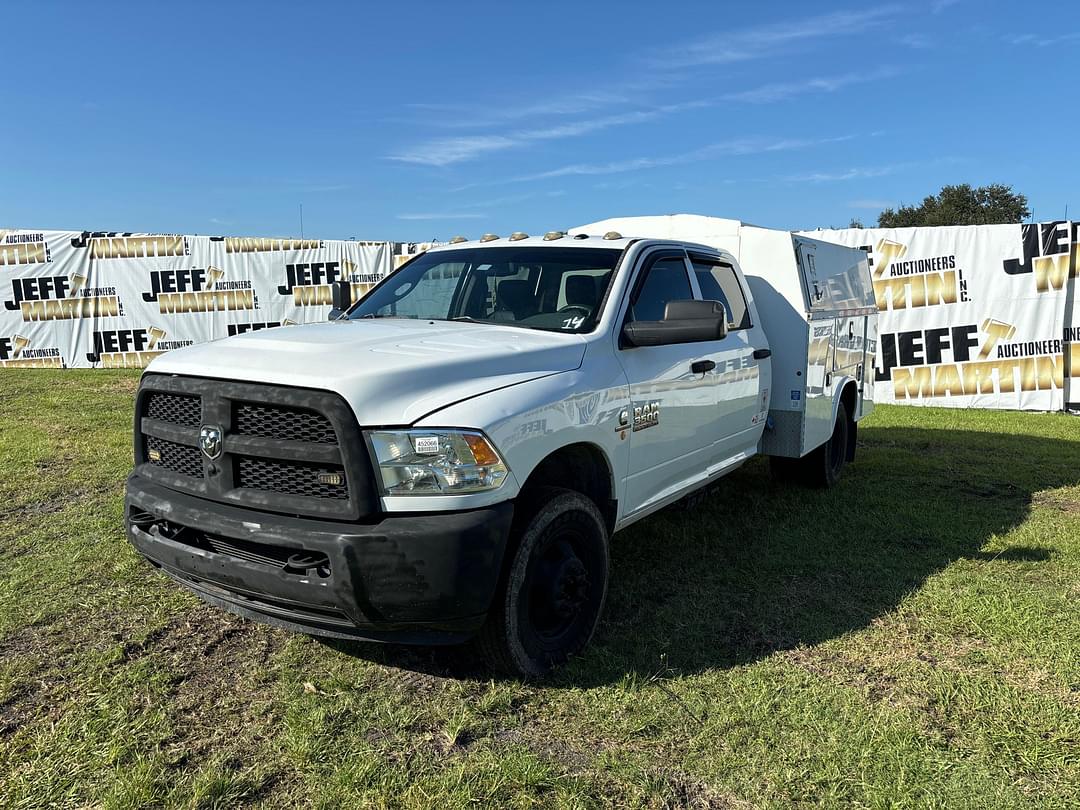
[478,487,609,677]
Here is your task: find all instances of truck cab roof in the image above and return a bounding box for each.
[424,232,729,261]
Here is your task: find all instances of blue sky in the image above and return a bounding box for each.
[1,1,1073,241]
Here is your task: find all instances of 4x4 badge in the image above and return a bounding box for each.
[199,425,223,460]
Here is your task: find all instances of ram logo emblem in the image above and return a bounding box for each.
[199,425,223,460]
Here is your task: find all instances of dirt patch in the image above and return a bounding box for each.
[117,607,286,764]
[0,621,100,736]
[0,447,122,527]
[100,376,140,396]
[650,768,754,809]
[959,482,1023,500]
[0,604,287,765]
[486,725,749,808]
[785,613,1080,721]
[1033,491,1080,514]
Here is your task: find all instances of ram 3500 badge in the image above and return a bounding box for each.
[125,215,877,676]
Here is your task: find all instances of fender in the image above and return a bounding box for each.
[830,376,859,424]
[413,366,631,517]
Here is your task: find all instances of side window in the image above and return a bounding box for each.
[692,260,750,329]
[628,256,694,322]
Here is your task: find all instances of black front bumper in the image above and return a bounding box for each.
[125,475,514,644]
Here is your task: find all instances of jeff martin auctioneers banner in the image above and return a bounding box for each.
[2,223,1077,412]
[802,221,1078,412]
[0,230,392,370]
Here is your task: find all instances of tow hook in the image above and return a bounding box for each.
[284,552,331,578]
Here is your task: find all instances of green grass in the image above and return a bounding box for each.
[0,369,1078,808]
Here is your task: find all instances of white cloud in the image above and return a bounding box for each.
[387,102,710,167]
[455,190,566,209]
[389,135,518,167]
[395,212,488,221]
[398,77,686,130]
[932,0,961,13]
[719,68,900,104]
[387,8,906,168]
[898,33,931,49]
[652,6,900,69]
[1006,31,1080,47]
[511,135,857,183]
[784,166,897,182]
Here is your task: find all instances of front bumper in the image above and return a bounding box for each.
[125,474,514,644]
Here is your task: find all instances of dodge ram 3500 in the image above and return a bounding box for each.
[125,214,878,675]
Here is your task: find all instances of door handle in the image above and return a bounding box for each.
[753,348,771,359]
[691,360,716,374]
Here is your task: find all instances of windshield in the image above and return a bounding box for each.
[348,246,623,333]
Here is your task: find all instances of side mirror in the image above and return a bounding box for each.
[328,280,352,320]
[622,299,728,347]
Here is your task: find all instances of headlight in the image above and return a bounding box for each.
[366,429,509,495]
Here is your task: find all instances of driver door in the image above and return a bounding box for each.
[615,250,720,519]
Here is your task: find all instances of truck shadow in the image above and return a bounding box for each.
[321,424,1078,684]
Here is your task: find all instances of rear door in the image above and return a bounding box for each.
[688,254,772,461]
[615,249,719,517]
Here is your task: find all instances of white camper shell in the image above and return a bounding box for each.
[579,215,878,458]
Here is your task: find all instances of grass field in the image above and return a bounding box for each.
[0,369,1077,808]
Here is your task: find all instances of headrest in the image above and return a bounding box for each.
[565,275,596,309]
[497,279,531,310]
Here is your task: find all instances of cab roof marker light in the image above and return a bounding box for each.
[573,233,589,240]
[508,231,529,241]
[543,231,565,241]
[602,231,622,240]
[449,235,468,244]
[479,233,499,242]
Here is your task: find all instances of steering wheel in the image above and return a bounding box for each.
[557,305,591,317]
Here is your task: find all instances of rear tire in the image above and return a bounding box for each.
[477,487,609,677]
[769,402,850,488]
[802,401,850,488]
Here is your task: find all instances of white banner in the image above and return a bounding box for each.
[4,224,1077,411]
[0,230,392,369]
[801,221,1079,411]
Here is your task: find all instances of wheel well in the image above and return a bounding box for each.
[839,380,857,421]
[520,443,617,533]
[839,381,858,462]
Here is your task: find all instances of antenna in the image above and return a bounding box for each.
[299,203,304,239]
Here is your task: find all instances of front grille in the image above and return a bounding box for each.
[145,435,203,478]
[233,403,337,444]
[237,456,349,499]
[146,392,201,427]
[136,375,375,519]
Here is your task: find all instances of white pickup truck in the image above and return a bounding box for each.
[125,214,877,675]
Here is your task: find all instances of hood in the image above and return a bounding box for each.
[145,319,586,425]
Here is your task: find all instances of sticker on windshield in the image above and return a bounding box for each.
[561,315,585,330]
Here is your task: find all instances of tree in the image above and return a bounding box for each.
[877,184,1030,228]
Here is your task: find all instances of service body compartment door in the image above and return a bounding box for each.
[803,317,836,450]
